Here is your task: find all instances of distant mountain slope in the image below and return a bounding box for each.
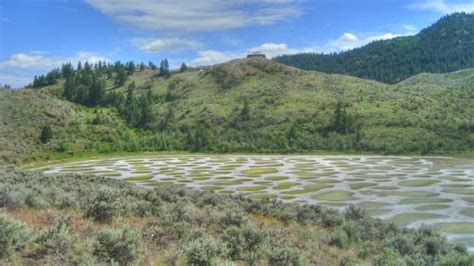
[2,58,473,162]
[274,13,474,84]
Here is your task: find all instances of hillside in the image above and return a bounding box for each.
[1,58,473,162]
[274,12,474,84]
[0,88,146,163]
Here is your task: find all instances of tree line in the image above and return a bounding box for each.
[41,59,186,129]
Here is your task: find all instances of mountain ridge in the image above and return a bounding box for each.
[274,12,474,84]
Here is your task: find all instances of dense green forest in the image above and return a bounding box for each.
[274,13,474,84]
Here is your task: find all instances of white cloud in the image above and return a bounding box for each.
[338,33,358,42]
[320,31,402,52]
[190,50,242,66]
[248,43,289,57]
[191,42,291,66]
[366,33,400,42]
[410,0,474,13]
[134,38,199,52]
[0,51,108,70]
[85,0,301,32]
[0,51,109,88]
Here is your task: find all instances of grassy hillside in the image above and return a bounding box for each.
[1,162,472,265]
[2,58,473,162]
[125,58,473,154]
[274,13,474,84]
[0,88,161,163]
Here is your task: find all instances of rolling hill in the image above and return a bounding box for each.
[1,57,473,162]
[274,12,474,84]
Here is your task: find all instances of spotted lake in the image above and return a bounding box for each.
[34,155,474,251]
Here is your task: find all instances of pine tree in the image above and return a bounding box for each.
[63,76,76,101]
[115,68,128,86]
[61,63,74,78]
[159,59,170,77]
[40,125,53,144]
[148,61,157,70]
[241,101,250,120]
[126,61,135,75]
[124,82,140,126]
[89,77,106,106]
[138,94,153,128]
[180,63,188,72]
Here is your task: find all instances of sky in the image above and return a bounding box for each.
[1,0,473,88]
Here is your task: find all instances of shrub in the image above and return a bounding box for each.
[329,228,349,249]
[374,248,407,266]
[24,192,46,209]
[0,191,19,210]
[143,223,171,245]
[386,234,415,256]
[185,236,226,266]
[342,220,362,244]
[320,209,344,227]
[31,216,72,260]
[83,187,119,222]
[415,227,449,257]
[223,225,268,264]
[0,213,29,259]
[93,225,142,265]
[344,205,367,221]
[268,245,309,266]
[438,252,474,266]
[220,206,247,227]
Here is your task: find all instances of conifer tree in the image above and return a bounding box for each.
[115,68,128,86]
[40,125,53,144]
[180,63,188,72]
[159,59,170,77]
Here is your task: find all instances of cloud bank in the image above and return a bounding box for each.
[85,0,301,32]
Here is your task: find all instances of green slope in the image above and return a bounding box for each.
[1,58,473,162]
[274,13,474,84]
[0,88,150,163]
[147,58,473,154]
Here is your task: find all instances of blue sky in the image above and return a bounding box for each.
[1,0,473,88]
